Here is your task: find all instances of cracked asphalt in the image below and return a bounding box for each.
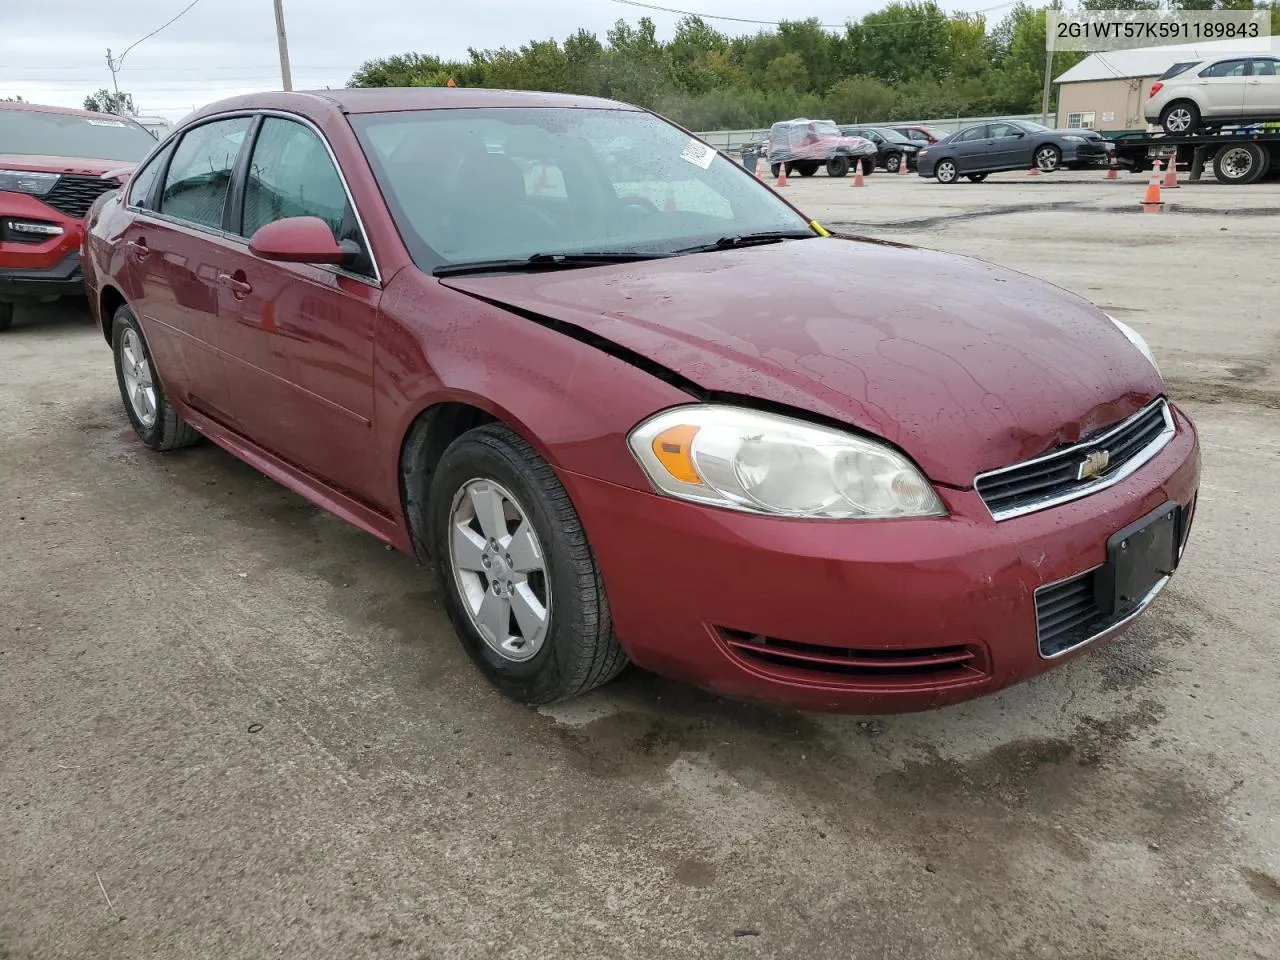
[2,170,1278,959]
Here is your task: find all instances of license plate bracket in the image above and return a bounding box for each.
[1094,502,1181,617]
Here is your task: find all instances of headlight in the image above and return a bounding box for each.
[1062,135,1086,143]
[627,405,945,520]
[917,148,930,157]
[0,169,60,196]
[1106,314,1160,376]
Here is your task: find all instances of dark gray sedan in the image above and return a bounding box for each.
[915,119,1115,183]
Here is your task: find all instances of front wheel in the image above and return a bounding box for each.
[428,424,628,705]
[0,301,13,332]
[111,305,201,451]
[885,152,902,173]
[1035,145,1061,172]
[934,159,959,184]
[826,156,850,178]
[965,173,988,182]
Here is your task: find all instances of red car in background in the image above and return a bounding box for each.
[0,101,156,331]
[82,88,1199,714]
[891,124,948,145]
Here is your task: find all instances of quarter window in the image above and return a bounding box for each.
[1252,59,1278,77]
[159,117,252,229]
[126,146,169,210]
[242,117,350,241]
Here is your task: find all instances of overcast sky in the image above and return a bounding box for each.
[2,0,1017,123]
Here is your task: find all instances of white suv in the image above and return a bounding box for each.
[1145,55,1280,134]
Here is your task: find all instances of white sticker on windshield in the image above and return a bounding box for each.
[680,138,716,170]
[86,119,128,127]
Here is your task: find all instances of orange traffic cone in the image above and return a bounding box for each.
[753,155,765,180]
[897,155,908,175]
[776,162,789,188]
[1162,154,1180,189]
[853,157,865,187]
[1028,165,1040,176]
[1105,164,1119,180]
[1141,159,1164,212]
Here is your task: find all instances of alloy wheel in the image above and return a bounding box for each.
[1165,107,1193,133]
[120,328,157,428]
[448,478,552,662]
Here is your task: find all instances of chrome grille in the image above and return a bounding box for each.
[975,398,1175,521]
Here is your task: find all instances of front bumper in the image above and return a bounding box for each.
[0,251,85,300]
[560,403,1200,713]
[1064,141,1115,166]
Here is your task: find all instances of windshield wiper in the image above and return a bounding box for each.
[433,251,668,278]
[674,231,816,255]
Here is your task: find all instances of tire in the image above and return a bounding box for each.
[0,301,13,332]
[885,152,902,173]
[111,306,202,451]
[965,173,988,182]
[1161,101,1200,136]
[1035,144,1061,172]
[427,423,627,705]
[770,162,781,178]
[797,161,819,177]
[826,155,850,178]
[1213,142,1268,185]
[934,158,959,184]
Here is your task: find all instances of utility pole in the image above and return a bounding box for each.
[106,48,120,95]
[272,0,293,91]
[1041,0,1060,127]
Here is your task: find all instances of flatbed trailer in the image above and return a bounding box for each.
[1109,128,1280,185]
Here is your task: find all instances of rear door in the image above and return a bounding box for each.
[1195,59,1249,119]
[121,115,254,423]
[215,113,382,503]
[1246,58,1280,115]
[986,122,1031,169]
[949,124,994,172]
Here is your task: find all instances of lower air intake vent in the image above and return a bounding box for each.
[717,628,988,689]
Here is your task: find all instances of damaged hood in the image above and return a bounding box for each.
[440,238,1163,487]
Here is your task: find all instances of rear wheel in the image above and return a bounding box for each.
[965,173,988,182]
[111,305,202,451]
[1213,142,1268,184]
[1161,101,1200,135]
[0,301,13,332]
[826,155,850,178]
[428,424,628,705]
[935,158,959,184]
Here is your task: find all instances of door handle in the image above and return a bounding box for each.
[216,272,253,298]
[126,239,149,261]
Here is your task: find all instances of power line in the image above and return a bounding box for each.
[113,0,206,70]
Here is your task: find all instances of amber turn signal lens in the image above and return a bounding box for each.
[650,424,703,485]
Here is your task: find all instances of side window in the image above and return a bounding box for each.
[242,117,352,242]
[159,117,252,229]
[1252,59,1278,77]
[957,125,989,142]
[987,123,1015,138]
[1200,60,1247,79]
[126,146,169,210]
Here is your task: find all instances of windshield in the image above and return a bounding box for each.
[0,109,157,162]
[351,107,810,269]
[1013,120,1052,133]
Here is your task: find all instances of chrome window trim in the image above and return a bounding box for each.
[124,107,382,289]
[974,397,1176,522]
[1035,567,1170,661]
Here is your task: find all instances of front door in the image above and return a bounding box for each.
[950,124,994,173]
[216,114,382,505]
[128,115,254,423]
[1195,59,1249,120]
[986,122,1032,169]
[1246,58,1280,115]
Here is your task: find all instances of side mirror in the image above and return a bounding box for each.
[248,216,357,266]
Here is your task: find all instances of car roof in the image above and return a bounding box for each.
[0,100,122,120]
[185,87,639,122]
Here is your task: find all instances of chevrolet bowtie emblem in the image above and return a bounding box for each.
[1077,449,1111,481]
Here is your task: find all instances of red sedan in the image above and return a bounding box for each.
[82,88,1200,713]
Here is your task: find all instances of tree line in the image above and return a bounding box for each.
[347,1,1280,130]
